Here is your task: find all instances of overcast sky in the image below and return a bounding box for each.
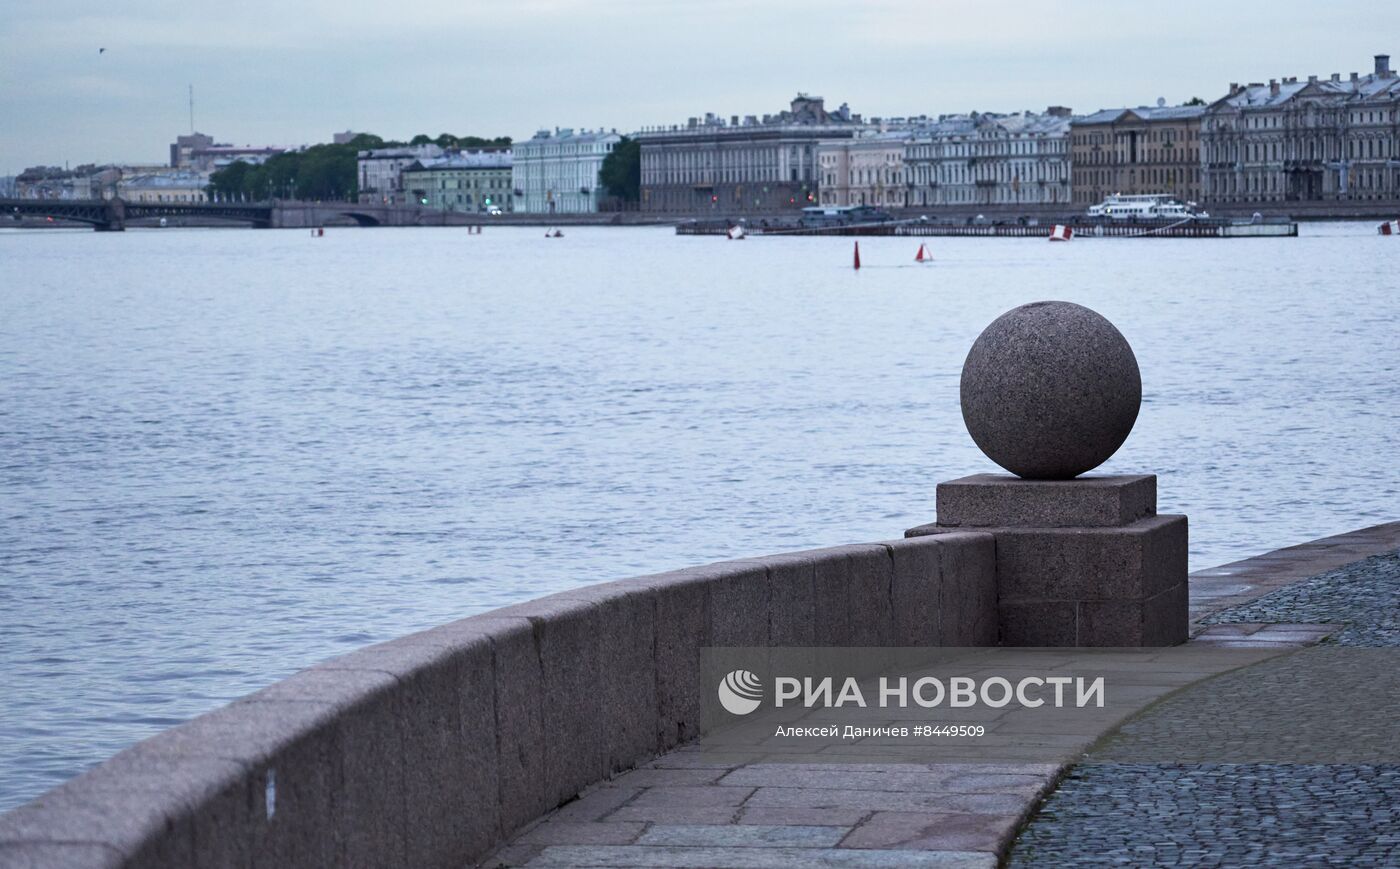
[3,1,1399,172]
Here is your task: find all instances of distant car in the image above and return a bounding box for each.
[486,205,503,216]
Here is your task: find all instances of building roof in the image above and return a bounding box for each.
[358,144,446,160]
[121,172,208,189]
[404,152,513,172]
[1073,104,1206,126]
[523,128,621,144]
[1211,67,1400,111]
[635,95,866,138]
[906,110,1068,140]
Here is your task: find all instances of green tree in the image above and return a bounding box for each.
[294,143,360,200]
[599,136,640,201]
[206,160,255,199]
[345,133,385,150]
[204,132,511,202]
[1184,96,1207,106]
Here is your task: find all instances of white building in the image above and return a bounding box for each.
[357,144,445,204]
[511,128,622,214]
[636,95,867,213]
[1202,54,1400,204]
[118,171,210,203]
[816,130,909,207]
[904,108,1072,208]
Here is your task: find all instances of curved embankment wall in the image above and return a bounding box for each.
[0,532,995,868]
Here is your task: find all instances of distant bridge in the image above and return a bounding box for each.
[1,198,478,231]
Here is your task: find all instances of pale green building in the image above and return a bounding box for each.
[401,151,513,213]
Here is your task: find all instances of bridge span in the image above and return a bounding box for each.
[2,198,478,231]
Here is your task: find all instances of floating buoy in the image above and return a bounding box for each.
[553,230,563,238]
[311,226,324,237]
[914,242,932,263]
[853,241,861,270]
[1049,225,1073,242]
[1380,220,1398,236]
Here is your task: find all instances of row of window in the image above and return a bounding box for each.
[1206,168,1399,196]
[905,186,1064,205]
[1205,135,1394,162]
[906,142,1067,159]
[1075,167,1202,185]
[1073,128,1200,145]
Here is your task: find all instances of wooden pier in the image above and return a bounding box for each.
[676,217,1298,239]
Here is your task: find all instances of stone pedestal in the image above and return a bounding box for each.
[907,474,1188,647]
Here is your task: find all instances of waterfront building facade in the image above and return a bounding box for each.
[511,128,621,214]
[15,165,122,199]
[816,131,909,207]
[1070,104,1205,206]
[118,171,210,204]
[1201,54,1400,204]
[637,95,864,213]
[904,108,1072,208]
[357,144,446,204]
[401,152,514,213]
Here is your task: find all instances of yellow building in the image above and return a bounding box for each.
[1070,104,1205,207]
[816,131,908,208]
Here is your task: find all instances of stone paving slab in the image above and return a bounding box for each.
[520,844,996,867]
[636,824,847,848]
[839,811,1021,853]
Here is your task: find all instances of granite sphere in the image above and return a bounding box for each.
[960,301,1141,479]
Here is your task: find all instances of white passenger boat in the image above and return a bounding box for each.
[1087,194,1207,220]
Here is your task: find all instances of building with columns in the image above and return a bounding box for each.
[816,131,909,208]
[1201,53,1400,205]
[637,95,865,213]
[1070,103,1206,206]
[510,128,622,214]
[904,108,1072,209]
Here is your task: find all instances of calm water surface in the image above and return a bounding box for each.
[1,223,1396,809]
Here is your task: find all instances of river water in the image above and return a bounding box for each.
[1,223,1396,810]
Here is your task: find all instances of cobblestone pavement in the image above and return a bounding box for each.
[1197,549,1400,646]
[1008,549,1400,868]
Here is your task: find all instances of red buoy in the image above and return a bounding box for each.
[853,241,861,270]
[915,243,931,262]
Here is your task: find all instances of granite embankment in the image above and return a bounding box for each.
[0,533,997,868]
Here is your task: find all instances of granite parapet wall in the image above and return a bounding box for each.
[0,532,996,869]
